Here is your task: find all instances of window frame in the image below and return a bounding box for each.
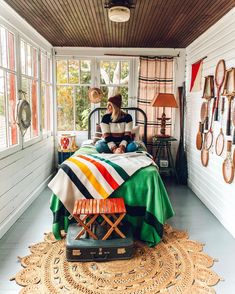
[0,18,53,159]
[55,56,139,133]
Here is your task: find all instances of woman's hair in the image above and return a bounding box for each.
[109,102,126,122]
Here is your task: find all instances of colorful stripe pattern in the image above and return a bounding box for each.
[48,152,155,214]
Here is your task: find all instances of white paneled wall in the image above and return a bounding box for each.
[185,8,235,238]
[0,137,55,238]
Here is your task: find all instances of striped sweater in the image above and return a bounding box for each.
[101,113,133,151]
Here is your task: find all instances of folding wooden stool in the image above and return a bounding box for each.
[73,198,126,240]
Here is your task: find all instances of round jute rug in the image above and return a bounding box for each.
[11,224,222,294]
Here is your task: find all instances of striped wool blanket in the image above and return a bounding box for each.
[48,151,155,214]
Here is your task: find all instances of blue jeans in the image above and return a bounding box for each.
[95,139,138,153]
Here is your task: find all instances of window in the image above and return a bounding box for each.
[0,19,54,158]
[56,58,133,131]
[20,39,39,141]
[41,51,52,135]
[56,59,91,131]
[0,25,18,151]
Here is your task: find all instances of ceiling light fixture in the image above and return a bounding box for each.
[104,0,135,23]
[108,6,130,22]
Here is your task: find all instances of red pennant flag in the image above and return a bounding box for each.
[190,59,203,92]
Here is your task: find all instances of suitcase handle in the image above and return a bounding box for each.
[91,253,109,261]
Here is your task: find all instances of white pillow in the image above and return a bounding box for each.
[81,139,95,147]
[131,126,140,141]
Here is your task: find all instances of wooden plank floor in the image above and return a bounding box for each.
[0,183,235,293]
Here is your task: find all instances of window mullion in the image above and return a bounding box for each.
[15,31,22,147]
[73,86,76,130]
[5,28,10,147]
[52,49,57,137]
[4,71,9,147]
[38,49,42,135]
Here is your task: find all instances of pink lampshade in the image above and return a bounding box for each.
[151,93,178,108]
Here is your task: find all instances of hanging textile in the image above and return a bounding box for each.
[137,56,174,153]
[190,59,203,92]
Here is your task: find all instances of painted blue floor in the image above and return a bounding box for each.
[0,183,234,293]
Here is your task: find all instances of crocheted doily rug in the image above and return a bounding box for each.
[11,224,222,293]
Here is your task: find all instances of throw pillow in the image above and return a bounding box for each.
[93,123,103,143]
[131,125,140,141]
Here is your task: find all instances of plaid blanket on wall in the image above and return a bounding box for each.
[48,151,155,214]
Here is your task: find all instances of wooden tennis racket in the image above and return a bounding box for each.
[201,144,209,167]
[201,132,209,167]
[202,75,214,130]
[196,122,203,150]
[200,102,207,131]
[205,97,216,150]
[214,60,226,121]
[223,68,235,136]
[222,140,234,184]
[215,97,225,156]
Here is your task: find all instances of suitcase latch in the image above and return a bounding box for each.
[72,249,81,256]
[117,248,126,254]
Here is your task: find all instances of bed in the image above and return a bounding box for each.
[49,107,174,247]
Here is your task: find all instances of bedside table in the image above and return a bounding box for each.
[152,136,178,181]
[58,148,78,165]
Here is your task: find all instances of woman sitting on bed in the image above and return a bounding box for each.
[95,94,138,154]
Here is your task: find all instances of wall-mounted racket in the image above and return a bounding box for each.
[202,75,214,130]
[205,97,217,150]
[196,102,207,150]
[200,101,207,132]
[222,140,234,184]
[201,141,209,167]
[214,60,226,121]
[215,97,225,156]
[201,130,209,167]
[223,68,235,136]
[196,122,203,150]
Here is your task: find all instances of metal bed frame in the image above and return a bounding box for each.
[88,107,147,146]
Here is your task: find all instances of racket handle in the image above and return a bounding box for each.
[226,119,231,136]
[201,123,204,133]
[227,140,232,152]
[221,97,225,113]
[205,117,209,130]
[233,128,235,145]
[214,107,219,121]
[226,98,232,136]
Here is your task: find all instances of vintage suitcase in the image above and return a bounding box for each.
[66,223,135,262]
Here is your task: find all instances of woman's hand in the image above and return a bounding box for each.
[114,147,124,154]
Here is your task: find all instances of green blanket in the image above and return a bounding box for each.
[50,145,174,247]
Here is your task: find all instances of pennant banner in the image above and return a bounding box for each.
[190,59,203,92]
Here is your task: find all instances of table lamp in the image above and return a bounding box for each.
[151,93,178,137]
